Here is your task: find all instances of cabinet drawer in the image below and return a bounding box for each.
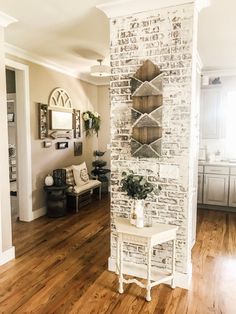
[204,166,229,175]
[230,167,236,175]
[198,165,204,173]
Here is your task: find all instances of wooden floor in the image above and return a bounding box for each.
[0,196,236,313]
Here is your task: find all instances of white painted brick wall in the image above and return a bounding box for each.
[110,3,195,274]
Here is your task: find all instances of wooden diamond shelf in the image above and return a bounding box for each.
[130,60,163,158]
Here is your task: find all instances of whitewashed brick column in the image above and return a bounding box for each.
[98,0,202,288]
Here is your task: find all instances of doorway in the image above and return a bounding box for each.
[5,58,33,222]
[6,69,18,222]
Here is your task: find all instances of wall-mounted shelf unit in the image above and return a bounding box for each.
[130,60,163,158]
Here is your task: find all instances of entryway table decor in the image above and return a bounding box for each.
[121,171,161,228]
[115,217,178,301]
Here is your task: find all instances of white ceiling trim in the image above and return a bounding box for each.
[196,51,204,70]
[0,11,18,27]
[97,0,192,18]
[97,0,210,18]
[5,43,78,77]
[5,43,109,86]
[195,0,211,12]
[202,68,236,77]
[96,0,211,18]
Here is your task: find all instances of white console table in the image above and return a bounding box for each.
[115,217,178,301]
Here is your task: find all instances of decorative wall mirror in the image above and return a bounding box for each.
[38,88,81,140]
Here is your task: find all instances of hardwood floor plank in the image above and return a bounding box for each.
[0,199,236,314]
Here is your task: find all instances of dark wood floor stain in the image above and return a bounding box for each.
[0,196,236,313]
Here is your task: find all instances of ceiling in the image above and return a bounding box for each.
[0,0,236,84]
[198,0,236,71]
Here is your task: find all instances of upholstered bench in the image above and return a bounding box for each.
[64,163,101,212]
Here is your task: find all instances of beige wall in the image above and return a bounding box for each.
[6,54,110,211]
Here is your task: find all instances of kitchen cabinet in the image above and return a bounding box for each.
[198,164,236,208]
[197,173,203,204]
[197,166,204,205]
[229,176,236,207]
[203,174,229,206]
[200,88,221,139]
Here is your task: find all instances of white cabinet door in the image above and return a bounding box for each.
[229,176,236,207]
[200,88,221,139]
[197,173,203,204]
[203,174,229,206]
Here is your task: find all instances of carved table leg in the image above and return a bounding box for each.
[171,239,176,289]
[116,234,119,275]
[118,235,124,294]
[146,245,152,301]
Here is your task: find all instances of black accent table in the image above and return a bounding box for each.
[44,185,68,217]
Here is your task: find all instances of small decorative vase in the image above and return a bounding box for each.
[130,201,137,225]
[135,199,144,228]
[144,203,152,227]
[45,174,54,186]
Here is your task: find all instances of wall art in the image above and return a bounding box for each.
[57,142,69,149]
[48,88,72,109]
[74,141,83,156]
[73,109,81,138]
[44,140,52,148]
[130,60,163,158]
[38,103,48,139]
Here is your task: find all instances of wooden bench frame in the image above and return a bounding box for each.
[67,181,101,212]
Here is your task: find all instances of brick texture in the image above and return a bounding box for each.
[110,4,195,274]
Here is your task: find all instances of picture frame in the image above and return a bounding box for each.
[44,140,52,148]
[38,103,48,139]
[73,109,81,138]
[74,142,83,156]
[7,113,14,122]
[57,142,69,149]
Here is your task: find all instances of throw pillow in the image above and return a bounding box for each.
[64,167,75,186]
[72,162,89,186]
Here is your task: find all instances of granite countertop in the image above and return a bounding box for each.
[198,160,236,167]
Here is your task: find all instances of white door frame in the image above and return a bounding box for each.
[6,58,33,221]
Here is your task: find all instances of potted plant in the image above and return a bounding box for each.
[121,171,161,228]
[82,111,101,136]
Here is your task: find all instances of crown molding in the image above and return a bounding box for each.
[5,43,109,86]
[97,0,211,18]
[0,11,17,27]
[196,51,204,70]
[202,68,236,77]
[195,0,211,12]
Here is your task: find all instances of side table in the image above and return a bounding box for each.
[44,185,68,217]
[115,217,178,301]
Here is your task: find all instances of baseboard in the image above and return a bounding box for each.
[198,204,236,213]
[108,257,192,290]
[0,246,15,266]
[31,206,47,220]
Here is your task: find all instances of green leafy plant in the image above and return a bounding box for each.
[82,111,101,136]
[121,171,161,200]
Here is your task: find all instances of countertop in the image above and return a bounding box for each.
[198,160,236,167]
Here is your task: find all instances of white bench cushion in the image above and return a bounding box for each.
[73,179,101,194]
